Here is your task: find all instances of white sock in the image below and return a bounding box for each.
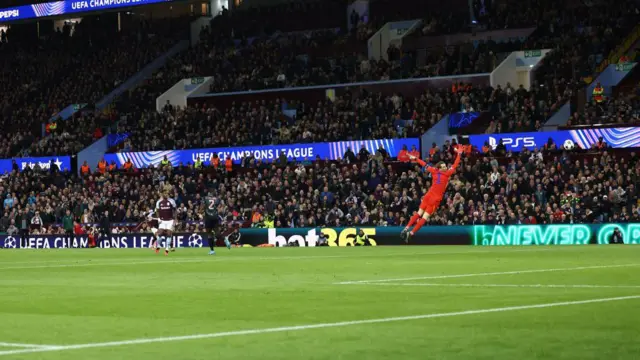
[165,236,171,250]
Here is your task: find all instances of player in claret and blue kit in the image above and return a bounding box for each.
[155,192,177,256]
[400,147,463,243]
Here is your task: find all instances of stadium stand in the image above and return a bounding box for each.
[0,15,191,158]
[1,145,638,235]
[2,0,640,159]
[113,83,496,152]
[368,0,471,35]
[2,0,640,236]
[476,0,640,133]
[565,93,640,128]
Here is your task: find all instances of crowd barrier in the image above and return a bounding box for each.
[1,224,637,249]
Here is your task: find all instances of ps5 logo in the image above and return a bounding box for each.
[489,136,536,150]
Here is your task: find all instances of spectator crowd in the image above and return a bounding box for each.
[0,0,640,239]
[0,15,191,159]
[479,0,640,133]
[114,82,492,152]
[1,142,639,235]
[1,0,639,159]
[107,0,640,155]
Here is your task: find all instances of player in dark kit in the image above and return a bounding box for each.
[146,208,159,249]
[155,192,177,256]
[205,193,230,255]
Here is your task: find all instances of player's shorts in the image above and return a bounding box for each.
[158,220,174,231]
[204,216,219,230]
[150,228,158,235]
[419,194,442,215]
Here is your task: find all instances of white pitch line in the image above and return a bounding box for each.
[0,295,638,357]
[336,263,640,284]
[357,283,640,289]
[0,342,58,349]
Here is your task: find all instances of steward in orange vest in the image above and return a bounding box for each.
[80,161,90,175]
[97,160,107,174]
[225,157,233,172]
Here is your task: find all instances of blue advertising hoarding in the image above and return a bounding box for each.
[0,233,208,249]
[258,224,640,246]
[0,156,71,174]
[1,223,637,249]
[0,0,171,23]
[469,127,640,152]
[104,138,419,168]
[107,133,130,148]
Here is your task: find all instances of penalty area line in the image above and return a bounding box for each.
[336,263,640,284]
[353,283,640,289]
[0,295,638,356]
[0,342,59,349]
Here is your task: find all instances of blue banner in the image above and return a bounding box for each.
[2,224,637,249]
[0,233,208,249]
[104,138,419,168]
[0,0,171,23]
[107,133,130,148]
[448,112,480,129]
[0,156,71,174]
[468,127,640,152]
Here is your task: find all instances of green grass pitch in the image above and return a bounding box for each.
[0,246,639,360]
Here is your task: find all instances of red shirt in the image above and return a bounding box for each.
[397,150,410,162]
[553,209,564,221]
[416,154,461,200]
[74,224,85,235]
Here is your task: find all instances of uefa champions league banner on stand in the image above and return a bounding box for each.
[0,0,171,23]
[2,224,639,249]
[0,156,71,173]
[0,233,209,249]
[468,127,640,152]
[104,138,420,168]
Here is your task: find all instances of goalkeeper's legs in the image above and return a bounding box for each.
[402,208,424,241]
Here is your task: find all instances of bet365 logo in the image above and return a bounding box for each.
[268,228,377,247]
